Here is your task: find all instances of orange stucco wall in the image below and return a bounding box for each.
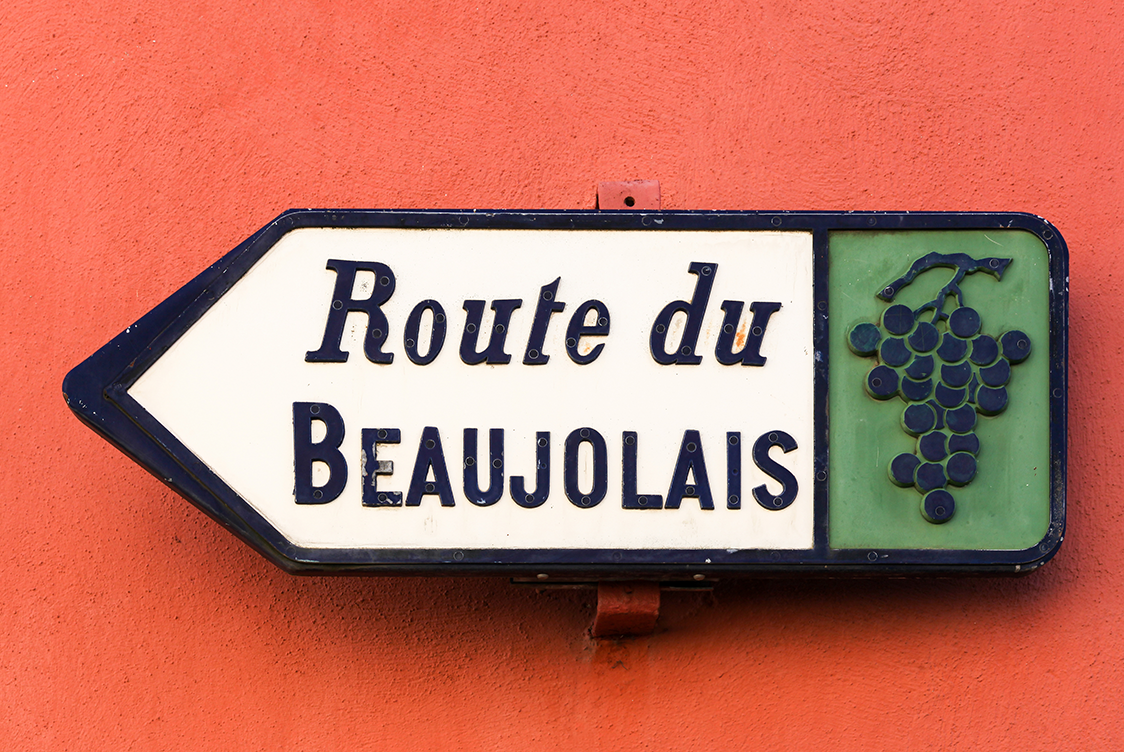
[3,0,1122,747]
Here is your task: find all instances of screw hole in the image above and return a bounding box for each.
[624,196,635,207]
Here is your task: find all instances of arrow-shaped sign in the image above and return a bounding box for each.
[64,210,1068,576]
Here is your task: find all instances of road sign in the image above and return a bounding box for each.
[63,210,1067,576]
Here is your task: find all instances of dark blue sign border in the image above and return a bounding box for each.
[63,210,1068,576]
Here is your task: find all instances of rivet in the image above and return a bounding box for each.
[693,574,705,581]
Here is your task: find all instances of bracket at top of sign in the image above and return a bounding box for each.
[597,180,661,210]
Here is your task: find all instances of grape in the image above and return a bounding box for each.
[970,335,998,366]
[915,463,947,492]
[902,403,936,435]
[909,322,940,353]
[976,385,1008,415]
[889,453,920,487]
[922,490,955,524]
[948,433,979,455]
[866,365,899,399]
[945,404,977,434]
[848,322,881,356]
[979,359,1011,387]
[937,334,968,362]
[946,452,977,486]
[880,337,911,367]
[882,305,915,336]
[1000,330,1032,363]
[901,377,933,402]
[919,431,948,462]
[966,373,980,403]
[906,354,934,380]
[851,261,1030,527]
[940,361,972,388]
[949,306,981,337]
[935,383,967,408]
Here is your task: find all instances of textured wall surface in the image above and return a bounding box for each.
[2,0,1122,748]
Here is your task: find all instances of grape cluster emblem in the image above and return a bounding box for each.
[847,253,1032,525]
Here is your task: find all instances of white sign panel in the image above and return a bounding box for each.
[129,228,815,551]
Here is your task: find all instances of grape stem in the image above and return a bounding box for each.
[877,252,1012,322]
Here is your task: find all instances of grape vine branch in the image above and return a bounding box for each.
[877,252,1012,323]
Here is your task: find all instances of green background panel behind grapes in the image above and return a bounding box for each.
[828,230,1051,550]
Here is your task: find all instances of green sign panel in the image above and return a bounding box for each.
[830,230,1055,556]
